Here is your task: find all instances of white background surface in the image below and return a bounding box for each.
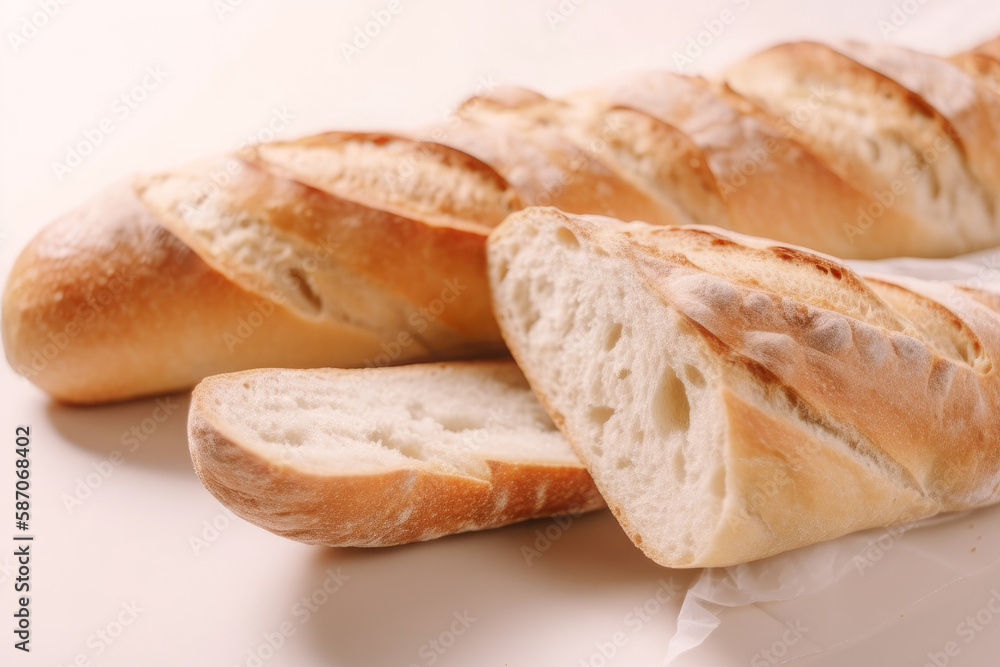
[2,1,1000,665]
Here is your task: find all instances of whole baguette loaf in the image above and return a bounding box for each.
[6,36,1000,403]
[487,207,1000,568]
[188,360,605,546]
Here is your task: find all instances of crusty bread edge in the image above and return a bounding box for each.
[187,362,606,547]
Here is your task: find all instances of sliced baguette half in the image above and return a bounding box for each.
[188,361,605,547]
[487,207,1000,568]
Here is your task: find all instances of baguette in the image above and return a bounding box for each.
[724,39,1000,256]
[188,360,605,546]
[2,145,508,403]
[7,36,1000,403]
[487,207,1000,568]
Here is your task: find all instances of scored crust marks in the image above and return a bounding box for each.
[627,225,989,370]
[253,132,522,231]
[488,210,1000,566]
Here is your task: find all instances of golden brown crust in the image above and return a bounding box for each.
[951,52,1000,96]
[139,155,502,346]
[971,35,1000,60]
[836,40,1000,186]
[439,108,679,225]
[1,182,397,403]
[487,208,1000,566]
[951,36,1000,98]
[8,34,1000,403]
[723,39,1000,258]
[255,132,521,230]
[188,362,606,547]
[619,221,1000,512]
[594,71,923,258]
[708,388,935,562]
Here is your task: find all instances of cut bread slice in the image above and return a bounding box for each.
[188,361,605,547]
[487,208,1000,568]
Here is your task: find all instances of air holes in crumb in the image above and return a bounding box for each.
[605,323,623,350]
[513,281,540,332]
[672,450,687,484]
[555,226,580,248]
[653,366,690,434]
[286,267,323,313]
[592,445,604,457]
[616,457,633,470]
[523,308,541,332]
[684,365,705,388]
[535,277,554,300]
[617,368,632,380]
[283,426,306,446]
[589,406,615,426]
[406,402,426,420]
[435,415,484,432]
